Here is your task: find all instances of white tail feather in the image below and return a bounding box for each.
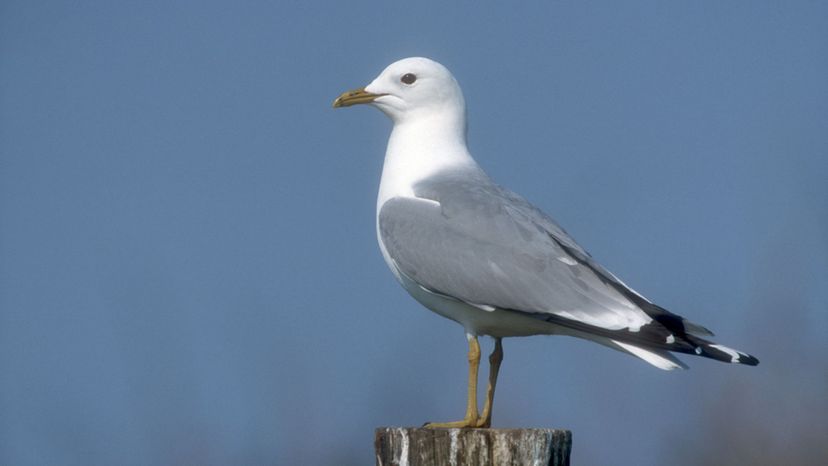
[612,340,688,370]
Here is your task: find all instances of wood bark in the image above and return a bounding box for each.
[375,427,571,466]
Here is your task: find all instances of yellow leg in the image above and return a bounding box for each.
[476,338,503,428]
[425,334,481,428]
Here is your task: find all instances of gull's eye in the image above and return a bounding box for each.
[400,73,417,85]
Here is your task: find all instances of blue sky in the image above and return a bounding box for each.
[2,1,826,464]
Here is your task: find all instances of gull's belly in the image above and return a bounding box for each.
[396,269,555,337]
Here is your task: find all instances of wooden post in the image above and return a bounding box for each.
[375,427,572,466]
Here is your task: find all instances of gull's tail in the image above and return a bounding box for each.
[533,310,760,370]
[682,334,760,366]
[608,333,760,370]
[609,337,759,371]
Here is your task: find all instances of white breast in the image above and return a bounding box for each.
[375,113,476,210]
[375,118,476,280]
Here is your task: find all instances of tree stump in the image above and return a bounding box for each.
[375,427,572,466]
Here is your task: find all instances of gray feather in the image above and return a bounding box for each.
[379,169,652,331]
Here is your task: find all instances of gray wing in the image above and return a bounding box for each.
[378,171,654,332]
[378,170,759,366]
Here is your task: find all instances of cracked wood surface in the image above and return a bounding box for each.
[375,427,571,466]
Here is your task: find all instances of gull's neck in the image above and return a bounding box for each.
[377,111,478,210]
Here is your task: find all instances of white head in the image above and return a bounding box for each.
[333,57,466,126]
[335,58,477,207]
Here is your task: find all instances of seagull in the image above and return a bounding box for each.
[333,57,758,428]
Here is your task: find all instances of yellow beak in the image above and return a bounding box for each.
[332,87,386,108]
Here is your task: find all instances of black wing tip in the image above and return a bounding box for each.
[696,342,760,366]
[737,353,760,366]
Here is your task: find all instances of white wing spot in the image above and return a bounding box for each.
[666,334,675,344]
[709,344,742,363]
[557,256,578,266]
[469,302,496,312]
[553,308,651,332]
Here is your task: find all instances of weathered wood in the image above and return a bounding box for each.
[375,427,571,466]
